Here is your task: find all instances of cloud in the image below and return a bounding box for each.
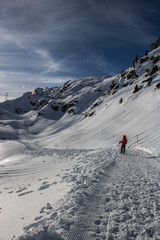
[0,69,73,100]
[0,0,159,99]
[0,0,155,47]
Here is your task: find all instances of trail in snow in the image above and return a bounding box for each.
[65,150,160,240]
[66,160,116,240]
[18,148,160,240]
[103,151,160,240]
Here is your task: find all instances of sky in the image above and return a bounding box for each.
[0,0,160,101]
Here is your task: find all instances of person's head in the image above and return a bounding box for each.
[123,135,126,138]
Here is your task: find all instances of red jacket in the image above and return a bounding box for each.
[122,136,127,145]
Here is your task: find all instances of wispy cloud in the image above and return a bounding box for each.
[0,0,159,99]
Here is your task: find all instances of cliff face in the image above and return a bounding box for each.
[151,37,160,51]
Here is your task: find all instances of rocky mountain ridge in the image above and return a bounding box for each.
[0,43,159,148]
[1,45,159,120]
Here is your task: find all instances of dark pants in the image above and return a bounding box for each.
[121,145,126,153]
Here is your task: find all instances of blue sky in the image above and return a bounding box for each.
[0,0,160,100]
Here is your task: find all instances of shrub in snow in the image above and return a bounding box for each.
[145,68,150,73]
[156,82,160,89]
[142,77,153,87]
[89,112,94,117]
[61,103,75,112]
[121,72,125,78]
[68,108,75,114]
[132,55,139,67]
[133,84,140,93]
[149,65,159,76]
[92,102,99,108]
[112,89,117,95]
[145,50,148,56]
[153,56,160,64]
[37,99,48,107]
[92,99,103,109]
[51,104,59,111]
[114,84,119,90]
[123,82,129,87]
[37,111,43,117]
[94,89,102,92]
[151,36,160,50]
[15,108,23,113]
[30,100,37,106]
[127,70,139,80]
[119,98,123,104]
[61,105,69,112]
[140,57,149,64]
[110,80,116,90]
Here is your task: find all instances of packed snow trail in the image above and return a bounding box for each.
[65,150,160,240]
[17,148,160,240]
[66,160,116,240]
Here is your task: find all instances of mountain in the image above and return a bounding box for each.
[0,43,160,240]
[0,45,160,153]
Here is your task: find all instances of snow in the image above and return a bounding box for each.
[0,47,160,239]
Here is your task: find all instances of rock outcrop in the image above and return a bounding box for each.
[151,37,160,51]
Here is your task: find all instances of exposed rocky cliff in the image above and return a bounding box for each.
[151,36,160,51]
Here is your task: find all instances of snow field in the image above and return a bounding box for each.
[0,46,160,239]
[0,147,93,239]
[33,82,160,155]
[15,148,160,240]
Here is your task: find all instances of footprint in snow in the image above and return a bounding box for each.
[105,197,111,202]
[35,215,43,221]
[18,191,34,196]
[40,207,46,214]
[38,184,50,191]
[94,219,101,225]
[46,202,52,209]
[39,203,52,215]
[42,181,49,185]
[8,191,14,194]
[16,187,27,193]
[50,212,58,220]
[52,181,57,185]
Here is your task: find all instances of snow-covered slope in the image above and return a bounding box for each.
[1,46,159,153]
[0,46,160,240]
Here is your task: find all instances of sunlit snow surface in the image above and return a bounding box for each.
[1,146,160,240]
[0,47,160,239]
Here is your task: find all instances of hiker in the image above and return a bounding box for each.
[119,135,128,153]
